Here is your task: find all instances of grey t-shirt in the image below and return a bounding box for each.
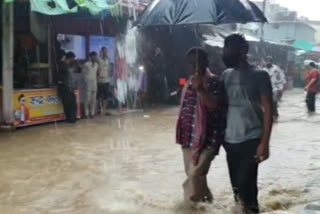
[223,68,272,143]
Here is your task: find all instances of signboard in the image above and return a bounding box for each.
[13,89,80,127]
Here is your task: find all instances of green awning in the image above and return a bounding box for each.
[29,0,123,16]
[293,40,314,51]
[30,0,78,15]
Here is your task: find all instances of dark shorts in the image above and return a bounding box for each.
[97,83,111,100]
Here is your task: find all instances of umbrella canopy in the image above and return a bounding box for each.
[203,30,259,48]
[137,0,267,27]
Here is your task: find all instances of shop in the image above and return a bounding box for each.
[1,0,146,128]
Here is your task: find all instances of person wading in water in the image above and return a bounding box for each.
[222,34,273,213]
[176,47,226,203]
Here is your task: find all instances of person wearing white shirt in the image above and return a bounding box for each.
[83,52,99,118]
[264,56,286,119]
[97,47,112,115]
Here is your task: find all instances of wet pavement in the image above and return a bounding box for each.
[0,89,320,214]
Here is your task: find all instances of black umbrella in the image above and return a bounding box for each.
[137,0,267,27]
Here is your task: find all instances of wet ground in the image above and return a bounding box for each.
[1,89,320,214]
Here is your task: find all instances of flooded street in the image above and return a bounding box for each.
[1,89,320,214]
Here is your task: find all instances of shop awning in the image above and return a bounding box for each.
[203,30,260,48]
[5,0,148,16]
[30,0,123,15]
[30,0,78,15]
[293,40,315,51]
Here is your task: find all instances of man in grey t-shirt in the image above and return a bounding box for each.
[222,34,273,214]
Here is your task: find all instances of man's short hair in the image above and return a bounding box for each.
[224,34,249,54]
[310,62,316,68]
[266,56,273,62]
[89,51,98,57]
[65,51,75,59]
[186,47,209,68]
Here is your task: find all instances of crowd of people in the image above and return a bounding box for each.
[248,54,320,118]
[175,34,320,214]
[56,47,112,123]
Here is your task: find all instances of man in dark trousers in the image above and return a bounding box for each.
[57,51,77,123]
[222,34,273,213]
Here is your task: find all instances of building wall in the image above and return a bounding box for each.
[295,24,316,42]
[263,22,315,43]
[308,23,320,43]
[263,23,295,42]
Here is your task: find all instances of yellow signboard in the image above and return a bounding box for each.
[13,88,79,127]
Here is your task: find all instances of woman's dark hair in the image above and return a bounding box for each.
[186,47,209,69]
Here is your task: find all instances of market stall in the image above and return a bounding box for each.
[1,0,146,128]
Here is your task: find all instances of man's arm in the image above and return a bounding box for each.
[82,63,89,76]
[306,79,316,90]
[279,69,287,85]
[193,75,220,109]
[274,66,286,85]
[256,72,273,163]
[305,73,319,90]
[97,64,100,78]
[305,71,319,90]
[256,94,273,163]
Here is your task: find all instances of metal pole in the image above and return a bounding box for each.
[1,1,14,125]
[48,20,53,86]
[259,0,267,60]
[260,0,267,40]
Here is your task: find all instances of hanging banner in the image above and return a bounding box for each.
[78,0,123,15]
[30,0,78,15]
[30,0,123,15]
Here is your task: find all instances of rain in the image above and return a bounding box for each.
[1,0,320,214]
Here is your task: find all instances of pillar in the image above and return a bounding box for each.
[2,1,14,124]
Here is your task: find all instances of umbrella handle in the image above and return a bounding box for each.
[193,23,200,72]
[193,23,200,38]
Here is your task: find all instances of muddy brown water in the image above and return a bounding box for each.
[0,89,320,214]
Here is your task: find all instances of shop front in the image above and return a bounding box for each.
[1,0,145,128]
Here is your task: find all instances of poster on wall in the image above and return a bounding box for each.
[57,34,86,59]
[90,36,115,63]
[13,89,80,127]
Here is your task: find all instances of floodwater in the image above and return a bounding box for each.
[0,89,320,214]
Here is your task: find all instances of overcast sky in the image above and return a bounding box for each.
[258,0,320,21]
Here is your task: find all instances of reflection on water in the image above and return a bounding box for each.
[0,89,320,214]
